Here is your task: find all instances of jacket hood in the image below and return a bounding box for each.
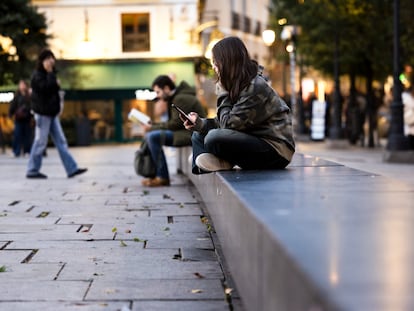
[175,81,196,97]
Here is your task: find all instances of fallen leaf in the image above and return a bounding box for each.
[37,211,50,218]
[125,229,131,233]
[163,227,170,231]
[225,288,233,295]
[0,265,6,272]
[191,289,203,294]
[105,288,119,294]
[112,227,117,233]
[194,272,205,278]
[120,240,127,247]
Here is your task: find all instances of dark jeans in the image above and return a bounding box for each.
[191,128,289,174]
[145,130,174,180]
[12,121,32,156]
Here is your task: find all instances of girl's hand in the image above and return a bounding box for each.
[183,112,198,130]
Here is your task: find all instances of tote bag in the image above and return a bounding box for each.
[134,139,156,178]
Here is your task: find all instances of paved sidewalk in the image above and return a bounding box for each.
[1,141,412,311]
[0,145,238,311]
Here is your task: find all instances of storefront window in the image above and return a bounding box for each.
[61,98,158,144]
[60,100,115,144]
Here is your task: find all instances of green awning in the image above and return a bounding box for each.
[61,59,197,90]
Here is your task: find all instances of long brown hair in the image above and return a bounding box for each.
[212,36,258,103]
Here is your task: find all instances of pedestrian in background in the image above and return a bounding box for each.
[9,79,33,157]
[0,113,14,153]
[183,36,295,174]
[140,75,206,187]
[26,49,87,179]
[402,86,414,149]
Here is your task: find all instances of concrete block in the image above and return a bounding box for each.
[132,300,229,311]
[0,280,89,300]
[0,263,63,280]
[0,250,33,263]
[86,279,224,300]
[59,261,223,281]
[0,301,128,311]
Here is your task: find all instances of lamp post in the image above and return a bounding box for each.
[386,0,408,151]
[286,42,296,112]
[281,26,297,108]
[329,28,343,140]
[262,29,276,80]
[281,25,300,133]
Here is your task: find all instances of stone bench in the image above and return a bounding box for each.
[175,146,192,175]
[178,149,414,311]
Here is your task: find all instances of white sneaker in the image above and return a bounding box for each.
[195,153,233,172]
[188,152,193,165]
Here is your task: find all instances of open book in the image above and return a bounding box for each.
[128,108,151,125]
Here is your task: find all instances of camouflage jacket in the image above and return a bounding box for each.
[196,74,295,161]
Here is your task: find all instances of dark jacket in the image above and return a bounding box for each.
[9,92,32,123]
[30,69,61,117]
[196,73,295,162]
[151,81,206,146]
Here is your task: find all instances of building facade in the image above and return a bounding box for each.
[27,0,271,144]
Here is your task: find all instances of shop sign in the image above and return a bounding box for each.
[135,89,156,101]
[0,92,14,103]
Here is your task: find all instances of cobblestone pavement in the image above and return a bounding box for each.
[0,145,238,311]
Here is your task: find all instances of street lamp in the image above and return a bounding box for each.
[281,25,297,106]
[78,9,95,59]
[281,25,299,132]
[261,29,276,81]
[262,29,275,47]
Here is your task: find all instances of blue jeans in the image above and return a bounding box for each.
[12,121,32,156]
[191,128,289,174]
[145,130,174,180]
[27,114,79,176]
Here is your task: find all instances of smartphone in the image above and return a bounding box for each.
[171,104,194,125]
